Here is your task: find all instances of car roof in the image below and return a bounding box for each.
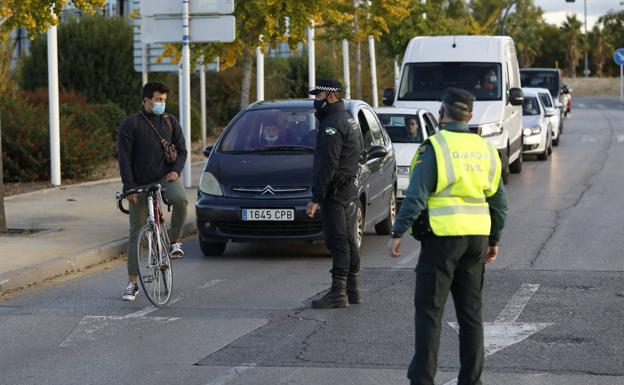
[374,107,427,115]
[520,68,561,73]
[245,99,369,111]
[522,87,551,96]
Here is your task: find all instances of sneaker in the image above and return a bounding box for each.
[122,282,139,301]
[170,243,184,259]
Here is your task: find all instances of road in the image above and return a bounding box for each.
[1,97,623,385]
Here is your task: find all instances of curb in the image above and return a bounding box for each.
[0,220,197,295]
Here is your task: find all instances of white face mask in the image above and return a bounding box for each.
[488,75,497,83]
[264,134,279,142]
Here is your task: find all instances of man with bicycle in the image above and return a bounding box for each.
[117,82,188,301]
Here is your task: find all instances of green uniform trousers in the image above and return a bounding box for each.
[126,175,188,276]
[408,235,487,385]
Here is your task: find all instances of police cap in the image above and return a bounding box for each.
[308,78,343,95]
[441,87,475,113]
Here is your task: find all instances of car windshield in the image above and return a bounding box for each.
[398,62,502,101]
[520,71,560,98]
[538,93,553,108]
[377,114,423,143]
[219,109,318,153]
[523,97,541,116]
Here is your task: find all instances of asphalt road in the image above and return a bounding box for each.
[1,97,623,385]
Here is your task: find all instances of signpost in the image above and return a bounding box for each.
[138,0,235,188]
[614,48,624,102]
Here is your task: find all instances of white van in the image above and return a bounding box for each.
[385,36,525,183]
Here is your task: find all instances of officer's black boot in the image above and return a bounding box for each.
[346,273,362,304]
[311,276,348,309]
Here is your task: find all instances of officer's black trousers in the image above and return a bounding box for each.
[408,235,488,385]
[321,197,360,277]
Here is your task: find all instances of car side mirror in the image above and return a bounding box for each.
[508,88,524,106]
[367,145,388,160]
[554,101,564,109]
[203,146,214,158]
[382,88,395,106]
[545,108,556,117]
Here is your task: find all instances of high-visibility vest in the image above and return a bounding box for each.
[410,130,501,236]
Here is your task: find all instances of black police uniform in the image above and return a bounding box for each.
[309,79,363,308]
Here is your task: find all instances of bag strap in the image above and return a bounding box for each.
[140,110,172,146]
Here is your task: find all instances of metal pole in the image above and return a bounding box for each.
[199,56,207,149]
[368,35,378,107]
[342,39,351,99]
[182,0,192,188]
[47,24,61,186]
[584,0,589,78]
[394,56,400,91]
[142,43,148,85]
[256,45,264,101]
[308,20,315,98]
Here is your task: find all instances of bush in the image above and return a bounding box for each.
[20,15,141,115]
[94,101,127,141]
[1,91,114,182]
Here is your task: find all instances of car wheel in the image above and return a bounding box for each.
[553,134,560,146]
[501,150,510,185]
[547,138,553,155]
[354,199,364,250]
[375,189,396,235]
[199,239,227,256]
[537,145,549,161]
[510,141,523,174]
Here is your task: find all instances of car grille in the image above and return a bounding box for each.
[231,186,309,195]
[215,221,323,237]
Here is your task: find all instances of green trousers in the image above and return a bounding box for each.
[408,235,487,385]
[127,176,188,276]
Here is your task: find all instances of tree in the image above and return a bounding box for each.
[560,15,584,78]
[505,0,547,67]
[589,26,610,77]
[598,10,624,76]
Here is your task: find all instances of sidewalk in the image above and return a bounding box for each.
[0,164,205,294]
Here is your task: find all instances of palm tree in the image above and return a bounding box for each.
[590,25,610,77]
[560,15,584,78]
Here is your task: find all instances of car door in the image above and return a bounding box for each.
[421,111,439,140]
[358,108,387,224]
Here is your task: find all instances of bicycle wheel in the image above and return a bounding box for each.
[136,225,172,307]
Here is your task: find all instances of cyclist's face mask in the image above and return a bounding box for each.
[145,96,166,115]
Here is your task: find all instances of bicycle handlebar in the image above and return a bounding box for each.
[115,184,172,215]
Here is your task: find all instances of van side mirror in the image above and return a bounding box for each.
[508,88,524,106]
[367,145,388,160]
[382,88,395,106]
[203,146,214,158]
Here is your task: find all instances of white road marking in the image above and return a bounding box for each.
[203,364,257,385]
[580,135,598,143]
[60,278,227,347]
[617,135,624,143]
[444,284,554,385]
[577,103,586,108]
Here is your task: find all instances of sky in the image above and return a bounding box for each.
[535,0,623,29]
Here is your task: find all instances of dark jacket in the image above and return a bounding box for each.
[117,107,188,192]
[312,101,362,203]
[392,122,508,245]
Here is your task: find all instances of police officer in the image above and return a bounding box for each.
[306,78,363,309]
[389,88,508,385]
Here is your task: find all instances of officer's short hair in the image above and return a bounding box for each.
[441,87,474,121]
[143,82,170,99]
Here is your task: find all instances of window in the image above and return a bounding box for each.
[520,71,560,99]
[423,114,437,137]
[378,113,423,143]
[538,93,553,108]
[398,62,503,101]
[362,109,384,144]
[522,97,541,116]
[358,111,375,151]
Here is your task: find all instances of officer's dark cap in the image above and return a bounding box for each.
[441,87,475,113]
[308,78,343,95]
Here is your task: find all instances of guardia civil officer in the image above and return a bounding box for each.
[389,88,508,385]
[306,78,363,309]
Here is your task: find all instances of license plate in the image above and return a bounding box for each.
[242,209,295,221]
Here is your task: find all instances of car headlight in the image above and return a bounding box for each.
[397,166,411,176]
[479,122,503,137]
[523,126,541,136]
[199,171,223,196]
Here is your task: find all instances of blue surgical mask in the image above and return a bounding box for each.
[152,102,166,115]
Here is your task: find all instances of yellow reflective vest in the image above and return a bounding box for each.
[410,130,501,236]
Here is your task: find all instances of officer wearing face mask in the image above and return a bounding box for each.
[306,78,363,309]
[117,81,188,302]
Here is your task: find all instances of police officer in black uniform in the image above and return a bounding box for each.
[306,78,363,309]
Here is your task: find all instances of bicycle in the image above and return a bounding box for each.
[116,184,173,307]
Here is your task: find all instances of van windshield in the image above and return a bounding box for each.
[398,62,502,101]
[520,71,560,99]
[219,109,318,153]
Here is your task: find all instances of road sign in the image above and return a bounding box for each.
[614,48,624,65]
[141,0,234,16]
[140,15,235,44]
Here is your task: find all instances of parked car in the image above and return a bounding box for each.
[385,35,525,184]
[374,107,439,201]
[196,99,397,256]
[521,89,553,161]
[531,87,562,146]
[520,68,566,121]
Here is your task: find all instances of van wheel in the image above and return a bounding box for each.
[199,239,227,256]
[375,190,396,235]
[501,150,510,185]
[510,145,522,174]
